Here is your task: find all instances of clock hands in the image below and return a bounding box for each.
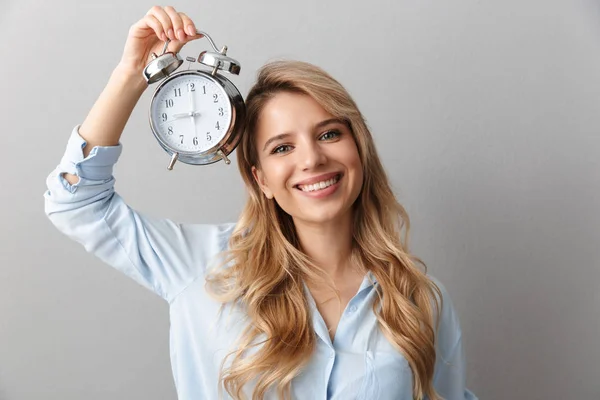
[166,87,204,120]
[172,111,202,119]
[188,89,199,136]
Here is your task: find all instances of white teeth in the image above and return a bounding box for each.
[298,175,340,192]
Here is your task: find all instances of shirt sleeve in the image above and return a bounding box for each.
[429,276,479,400]
[44,125,235,303]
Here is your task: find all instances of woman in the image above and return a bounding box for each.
[45,6,477,400]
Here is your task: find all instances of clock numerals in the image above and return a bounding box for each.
[172,135,208,147]
[152,76,232,152]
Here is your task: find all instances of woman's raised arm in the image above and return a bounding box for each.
[45,7,232,303]
[63,5,202,184]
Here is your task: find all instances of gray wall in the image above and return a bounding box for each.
[2,0,599,399]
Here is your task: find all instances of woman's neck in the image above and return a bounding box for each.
[293,211,354,279]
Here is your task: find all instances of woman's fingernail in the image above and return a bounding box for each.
[168,28,174,39]
[187,25,196,36]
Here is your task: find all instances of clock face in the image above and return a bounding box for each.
[150,72,233,153]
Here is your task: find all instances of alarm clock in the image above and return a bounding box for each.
[142,31,245,170]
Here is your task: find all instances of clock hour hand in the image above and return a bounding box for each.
[172,111,202,120]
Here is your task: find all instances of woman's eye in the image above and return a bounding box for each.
[320,130,340,141]
[272,144,292,154]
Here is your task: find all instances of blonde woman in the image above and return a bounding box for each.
[45,6,478,400]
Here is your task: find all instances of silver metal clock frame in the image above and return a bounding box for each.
[148,70,245,167]
[143,30,246,169]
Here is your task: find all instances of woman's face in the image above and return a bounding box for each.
[252,92,363,226]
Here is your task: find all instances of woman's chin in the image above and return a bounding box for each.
[290,207,353,227]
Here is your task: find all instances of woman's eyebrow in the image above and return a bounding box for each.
[263,133,291,151]
[262,118,346,152]
[314,117,347,130]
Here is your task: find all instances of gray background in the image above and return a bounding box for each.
[1,0,599,399]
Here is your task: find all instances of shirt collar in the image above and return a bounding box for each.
[357,270,378,292]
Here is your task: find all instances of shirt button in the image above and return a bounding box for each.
[330,351,335,359]
[348,305,357,313]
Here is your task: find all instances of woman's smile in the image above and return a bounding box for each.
[294,172,343,198]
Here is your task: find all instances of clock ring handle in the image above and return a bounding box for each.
[157,31,221,56]
[194,30,222,54]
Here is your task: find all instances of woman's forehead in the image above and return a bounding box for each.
[255,92,334,138]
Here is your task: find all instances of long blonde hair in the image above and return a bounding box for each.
[205,60,442,400]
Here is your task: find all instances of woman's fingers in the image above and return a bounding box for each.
[164,6,186,41]
[141,14,167,41]
[179,12,198,37]
[120,6,203,73]
[146,6,174,40]
[143,6,200,45]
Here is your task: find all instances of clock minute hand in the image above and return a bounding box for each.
[189,91,199,138]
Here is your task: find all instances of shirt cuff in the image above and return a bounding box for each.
[58,124,123,181]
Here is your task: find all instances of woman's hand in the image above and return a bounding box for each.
[118,5,203,76]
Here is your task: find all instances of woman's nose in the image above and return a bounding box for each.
[299,140,327,170]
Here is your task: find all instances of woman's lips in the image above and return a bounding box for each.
[295,174,342,198]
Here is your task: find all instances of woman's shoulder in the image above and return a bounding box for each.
[426,275,450,303]
[181,221,237,249]
[425,274,464,353]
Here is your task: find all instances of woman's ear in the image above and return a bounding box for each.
[251,166,274,199]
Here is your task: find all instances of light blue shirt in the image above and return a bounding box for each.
[44,126,478,400]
